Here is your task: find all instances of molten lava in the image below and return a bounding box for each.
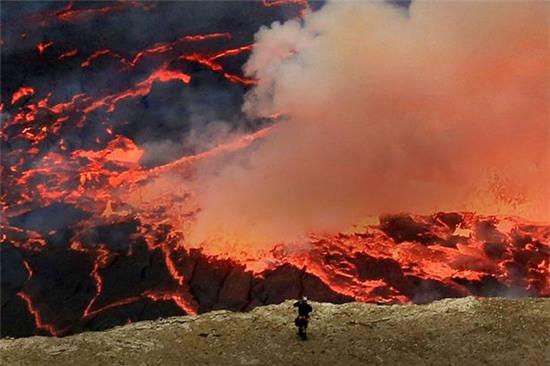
[11,86,35,105]
[36,41,54,55]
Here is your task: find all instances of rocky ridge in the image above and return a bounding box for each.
[1,297,549,366]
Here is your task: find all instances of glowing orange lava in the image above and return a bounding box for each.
[11,86,35,105]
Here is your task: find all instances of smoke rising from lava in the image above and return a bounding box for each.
[189,1,549,249]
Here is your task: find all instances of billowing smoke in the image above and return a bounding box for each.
[189,1,549,249]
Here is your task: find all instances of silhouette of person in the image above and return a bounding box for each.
[294,296,312,339]
[294,296,313,317]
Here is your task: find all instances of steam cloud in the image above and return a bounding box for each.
[189,1,549,249]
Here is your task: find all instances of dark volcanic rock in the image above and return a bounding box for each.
[435,212,463,231]
[453,276,516,297]
[379,214,436,244]
[248,264,353,310]
[474,220,507,244]
[8,203,91,236]
[214,267,252,311]
[189,255,235,313]
[407,276,466,304]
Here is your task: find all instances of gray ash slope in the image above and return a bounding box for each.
[1,297,549,366]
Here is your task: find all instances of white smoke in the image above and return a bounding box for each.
[189,1,550,250]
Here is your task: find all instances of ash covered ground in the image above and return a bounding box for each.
[1,298,549,366]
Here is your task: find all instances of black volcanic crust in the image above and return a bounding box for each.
[1,298,548,366]
[1,239,354,338]
[2,209,549,338]
[8,203,91,235]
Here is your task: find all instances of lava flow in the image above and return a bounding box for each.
[1,0,548,339]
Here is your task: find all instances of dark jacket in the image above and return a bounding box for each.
[294,301,312,317]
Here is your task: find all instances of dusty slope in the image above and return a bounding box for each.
[1,297,549,366]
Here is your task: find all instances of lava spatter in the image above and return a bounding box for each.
[36,41,54,55]
[11,86,35,105]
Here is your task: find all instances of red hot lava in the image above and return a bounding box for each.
[11,86,35,105]
[36,41,54,55]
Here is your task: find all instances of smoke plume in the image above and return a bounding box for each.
[189,1,549,249]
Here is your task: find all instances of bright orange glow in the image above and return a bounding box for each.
[11,86,35,104]
[36,41,54,55]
